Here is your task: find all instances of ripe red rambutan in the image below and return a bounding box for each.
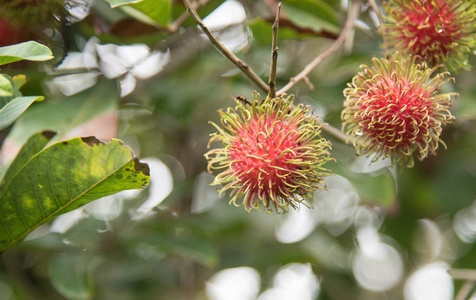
[341,53,456,168]
[381,0,476,72]
[205,94,333,213]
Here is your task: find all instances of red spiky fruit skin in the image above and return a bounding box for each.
[381,0,476,72]
[205,95,333,213]
[341,53,456,168]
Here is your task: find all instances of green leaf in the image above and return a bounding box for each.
[0,75,13,97]
[249,19,308,45]
[281,0,340,34]
[0,74,42,131]
[0,131,56,190]
[7,78,118,145]
[0,74,22,108]
[0,41,53,66]
[144,234,218,268]
[328,153,397,209]
[0,96,44,131]
[349,171,397,208]
[105,0,143,7]
[49,253,100,300]
[12,75,27,90]
[121,0,172,27]
[0,136,150,251]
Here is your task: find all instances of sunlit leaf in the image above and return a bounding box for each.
[7,78,118,145]
[0,41,53,66]
[0,74,21,108]
[49,253,100,300]
[249,18,304,45]
[121,0,172,27]
[349,171,397,208]
[0,131,55,190]
[0,136,150,251]
[105,0,143,7]
[12,75,27,90]
[281,0,340,34]
[0,96,44,131]
[0,75,13,97]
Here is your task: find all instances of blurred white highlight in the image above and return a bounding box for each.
[350,155,392,174]
[202,0,249,52]
[96,43,170,97]
[53,38,170,97]
[275,207,317,244]
[404,262,453,300]
[50,189,140,234]
[258,263,320,300]
[191,172,220,214]
[206,267,261,300]
[315,175,360,236]
[454,200,476,243]
[132,158,173,219]
[352,226,403,291]
[415,219,443,262]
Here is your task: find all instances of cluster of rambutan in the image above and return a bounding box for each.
[204,0,476,213]
[342,0,476,168]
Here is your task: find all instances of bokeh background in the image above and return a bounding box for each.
[1,0,476,299]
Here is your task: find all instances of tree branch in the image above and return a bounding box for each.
[168,0,211,33]
[183,0,270,93]
[276,0,362,96]
[318,119,355,145]
[455,280,475,300]
[268,3,281,98]
[449,269,476,281]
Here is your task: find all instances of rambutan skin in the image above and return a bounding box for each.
[341,53,456,168]
[205,94,333,213]
[381,0,476,72]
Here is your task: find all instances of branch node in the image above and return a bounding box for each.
[276,0,362,96]
[183,0,270,93]
[268,2,281,98]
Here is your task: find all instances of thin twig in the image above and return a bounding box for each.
[449,269,476,281]
[318,119,355,145]
[276,0,362,96]
[268,3,281,98]
[183,0,270,93]
[168,0,210,33]
[367,0,388,52]
[367,0,384,25]
[455,280,476,300]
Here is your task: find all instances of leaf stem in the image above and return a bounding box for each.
[276,0,362,96]
[183,0,270,93]
[268,3,281,98]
